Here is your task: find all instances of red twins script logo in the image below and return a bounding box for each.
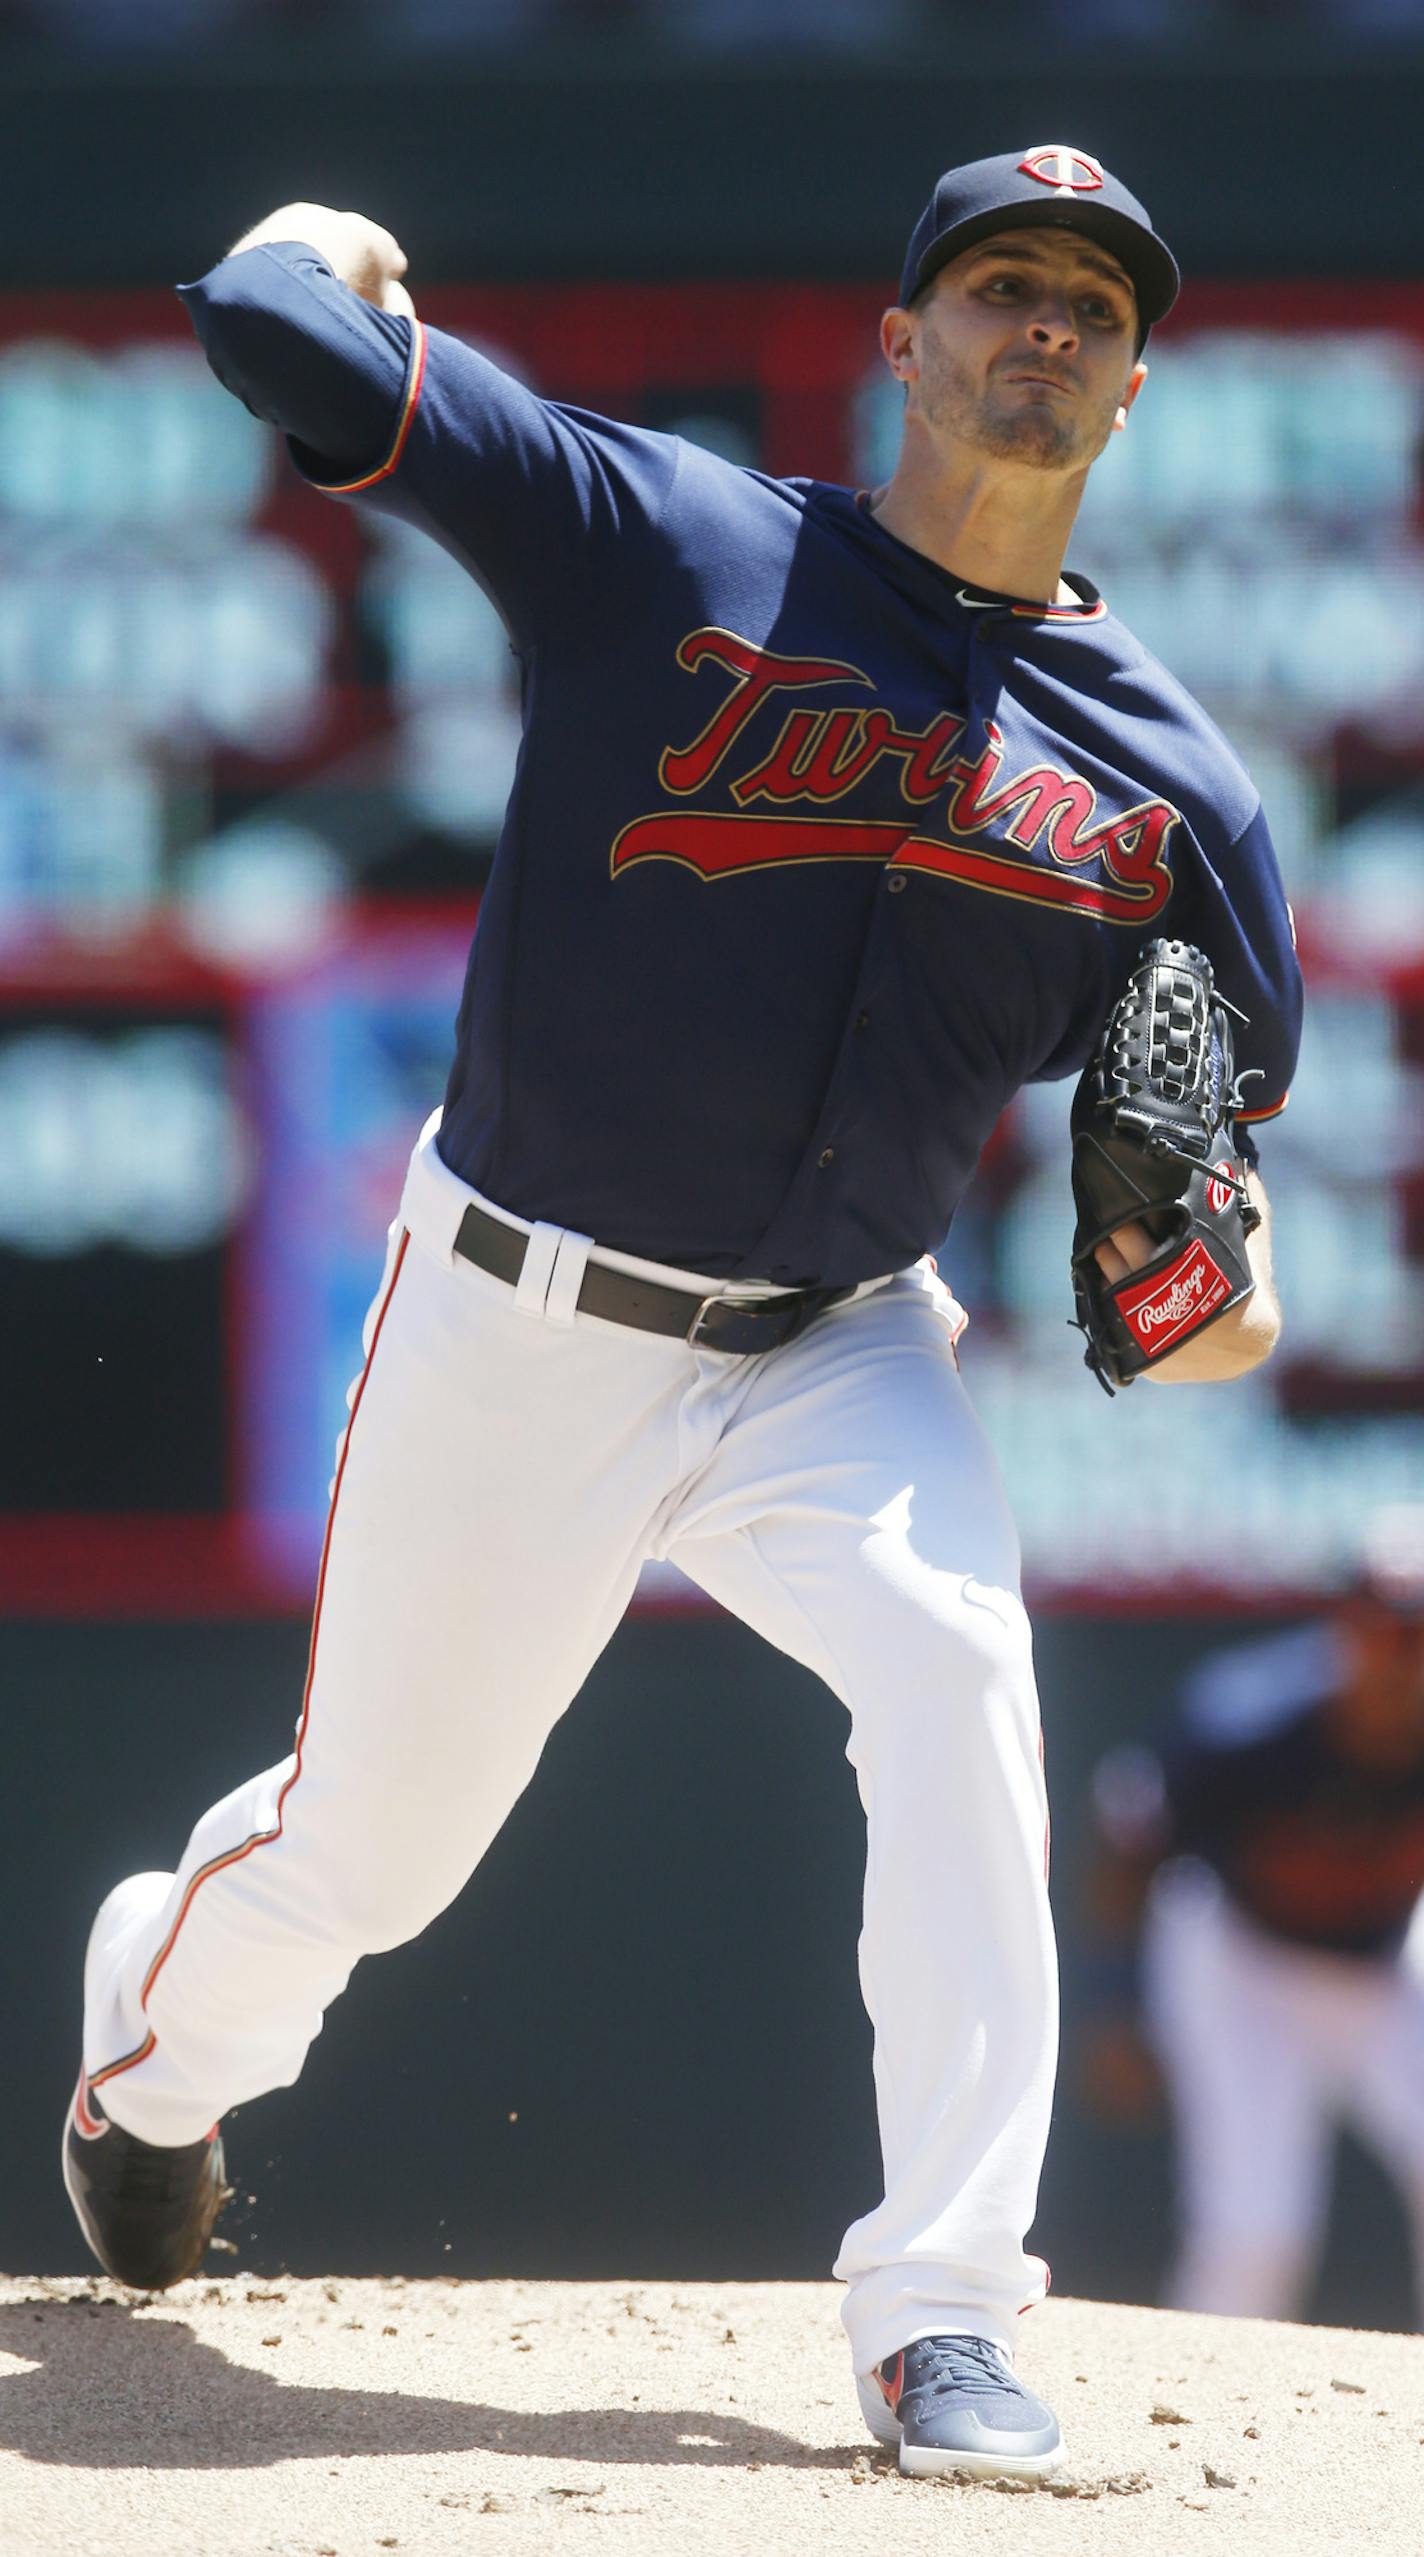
[611,628,1182,927]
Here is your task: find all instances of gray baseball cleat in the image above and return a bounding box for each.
[857,2332,1064,2478]
[62,2070,232,2290]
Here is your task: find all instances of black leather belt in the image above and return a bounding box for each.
[453,1201,853,1355]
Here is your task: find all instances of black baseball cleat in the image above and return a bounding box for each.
[62,2071,232,2290]
[857,2332,1064,2479]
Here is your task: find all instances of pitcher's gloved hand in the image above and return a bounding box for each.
[1070,938,1261,1394]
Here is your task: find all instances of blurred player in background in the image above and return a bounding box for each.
[1084,1507,1424,2322]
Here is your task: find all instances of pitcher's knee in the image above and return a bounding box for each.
[255,1805,470,1956]
[844,1605,1047,1871]
[309,1855,462,1956]
[274,1755,530,1955]
[856,1567,1035,1730]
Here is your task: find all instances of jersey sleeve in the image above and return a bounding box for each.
[178,241,679,650]
[1177,799,1303,1156]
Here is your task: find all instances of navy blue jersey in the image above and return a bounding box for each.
[1101,1627,1424,1959]
[183,244,1303,1287]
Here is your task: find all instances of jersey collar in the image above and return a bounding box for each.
[852,490,1106,622]
[955,572,1106,623]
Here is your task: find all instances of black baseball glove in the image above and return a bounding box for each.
[1069,938,1262,1394]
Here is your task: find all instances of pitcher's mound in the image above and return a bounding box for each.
[0,2276,1419,2556]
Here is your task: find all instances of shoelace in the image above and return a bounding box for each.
[904,2335,1016,2404]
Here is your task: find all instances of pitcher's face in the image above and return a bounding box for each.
[891,227,1146,477]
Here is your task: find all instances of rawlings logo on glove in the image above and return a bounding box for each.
[1069,939,1261,1393]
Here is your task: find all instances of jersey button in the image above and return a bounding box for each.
[886,872,907,894]
[818,1147,836,1168]
[855,1010,871,1032]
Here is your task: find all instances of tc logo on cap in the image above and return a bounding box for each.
[1018,145,1105,195]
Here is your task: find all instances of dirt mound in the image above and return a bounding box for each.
[0,2276,1418,2555]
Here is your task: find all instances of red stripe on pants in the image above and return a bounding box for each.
[91,1230,413,2096]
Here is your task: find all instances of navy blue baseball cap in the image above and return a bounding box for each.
[899,145,1180,341]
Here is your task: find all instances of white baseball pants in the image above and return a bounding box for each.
[1144,1866,1424,2322]
[82,1114,1056,2374]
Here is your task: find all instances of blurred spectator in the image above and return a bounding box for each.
[654,0,919,49]
[1024,0,1424,55]
[10,0,300,45]
[1082,1508,1424,2322]
[4,0,1423,50]
[349,0,576,46]
[1028,0,1203,37]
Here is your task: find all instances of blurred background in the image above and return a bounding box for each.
[2,2,1423,2328]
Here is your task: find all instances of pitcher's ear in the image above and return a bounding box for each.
[880,305,919,384]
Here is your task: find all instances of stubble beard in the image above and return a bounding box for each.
[919,334,1108,474]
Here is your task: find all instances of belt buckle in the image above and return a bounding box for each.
[688,1291,783,1356]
